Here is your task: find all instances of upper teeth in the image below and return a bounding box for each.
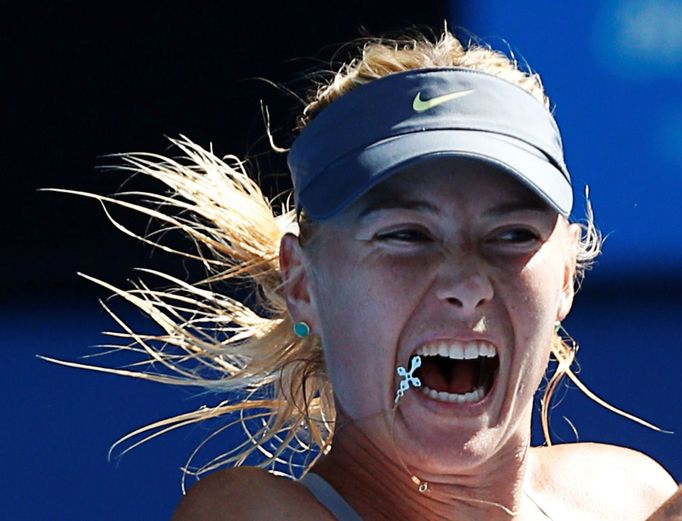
[415,340,497,360]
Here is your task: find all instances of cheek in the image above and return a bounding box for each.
[309,250,433,415]
[313,247,430,339]
[517,242,568,316]
[314,286,394,416]
[513,277,558,334]
[505,251,567,376]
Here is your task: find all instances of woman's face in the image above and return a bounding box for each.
[286,159,579,473]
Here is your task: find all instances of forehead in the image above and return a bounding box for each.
[349,157,553,219]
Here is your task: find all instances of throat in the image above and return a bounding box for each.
[417,357,497,394]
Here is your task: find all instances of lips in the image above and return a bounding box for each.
[412,340,500,404]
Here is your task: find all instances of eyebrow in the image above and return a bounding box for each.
[482,200,552,217]
[357,194,551,221]
[356,196,440,220]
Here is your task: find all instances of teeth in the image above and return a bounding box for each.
[448,344,464,359]
[420,384,485,404]
[416,340,497,360]
[464,342,478,359]
[480,343,495,357]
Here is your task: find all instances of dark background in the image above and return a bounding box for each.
[5,2,681,520]
[7,2,451,300]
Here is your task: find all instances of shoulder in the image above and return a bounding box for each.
[534,442,677,520]
[171,467,334,521]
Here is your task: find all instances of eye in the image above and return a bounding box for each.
[489,227,540,245]
[375,227,433,243]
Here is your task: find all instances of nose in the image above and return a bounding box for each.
[434,258,494,312]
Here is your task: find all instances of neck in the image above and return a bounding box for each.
[312,421,537,521]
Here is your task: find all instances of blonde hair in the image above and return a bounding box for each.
[45,28,661,488]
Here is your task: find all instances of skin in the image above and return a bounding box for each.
[648,487,682,520]
[173,159,679,520]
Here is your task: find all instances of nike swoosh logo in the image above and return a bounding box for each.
[412,89,474,112]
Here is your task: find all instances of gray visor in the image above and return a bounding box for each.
[288,68,572,220]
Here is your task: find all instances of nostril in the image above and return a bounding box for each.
[445,296,463,307]
[444,295,488,309]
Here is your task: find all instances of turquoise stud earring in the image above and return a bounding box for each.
[294,321,311,338]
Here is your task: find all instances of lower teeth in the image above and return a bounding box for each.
[420,385,485,403]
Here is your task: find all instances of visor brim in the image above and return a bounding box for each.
[297,129,573,220]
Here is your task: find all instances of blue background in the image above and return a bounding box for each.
[7,1,682,519]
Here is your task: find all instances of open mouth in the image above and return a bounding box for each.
[413,341,499,404]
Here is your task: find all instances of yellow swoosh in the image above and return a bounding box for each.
[412,89,475,112]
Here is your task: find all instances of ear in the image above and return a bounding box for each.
[557,223,581,321]
[279,232,319,330]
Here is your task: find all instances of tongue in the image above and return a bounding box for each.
[419,359,478,394]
